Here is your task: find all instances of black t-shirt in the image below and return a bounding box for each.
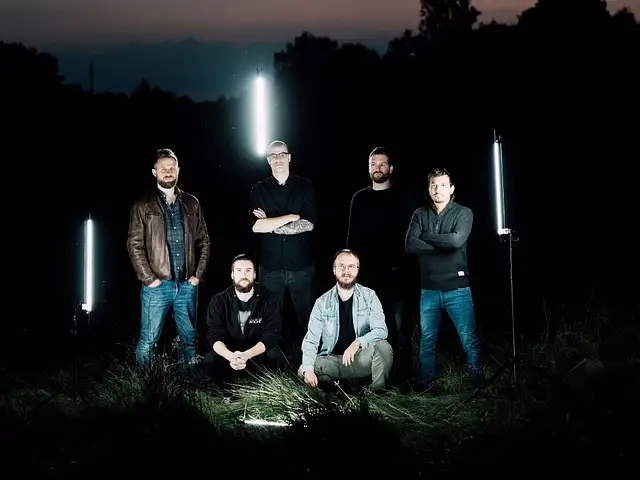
[236,296,255,335]
[332,295,355,356]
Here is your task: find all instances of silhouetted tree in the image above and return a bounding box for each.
[418,0,481,42]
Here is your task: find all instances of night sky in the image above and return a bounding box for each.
[11,0,638,46]
[3,0,637,99]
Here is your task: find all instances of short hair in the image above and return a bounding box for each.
[369,145,393,166]
[231,254,255,271]
[333,248,360,265]
[155,148,178,165]
[428,167,453,185]
[267,140,289,154]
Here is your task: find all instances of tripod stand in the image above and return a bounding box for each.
[68,303,92,398]
[449,229,519,416]
[33,304,89,411]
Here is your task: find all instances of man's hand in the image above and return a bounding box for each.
[342,340,360,366]
[147,279,162,288]
[253,208,266,219]
[303,370,318,387]
[187,276,200,286]
[230,351,248,370]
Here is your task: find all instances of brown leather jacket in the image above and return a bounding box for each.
[126,187,210,286]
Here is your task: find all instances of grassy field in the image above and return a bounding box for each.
[1,309,637,476]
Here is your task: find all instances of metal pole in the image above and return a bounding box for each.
[509,230,517,387]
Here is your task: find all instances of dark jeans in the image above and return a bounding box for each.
[202,346,288,384]
[258,266,316,341]
[359,267,412,348]
[135,280,198,370]
[418,287,484,386]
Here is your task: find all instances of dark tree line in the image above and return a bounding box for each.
[3,0,638,350]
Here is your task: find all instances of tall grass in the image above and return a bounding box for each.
[1,307,637,475]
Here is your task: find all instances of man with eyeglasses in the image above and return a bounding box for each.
[299,249,393,392]
[126,148,210,372]
[248,140,317,345]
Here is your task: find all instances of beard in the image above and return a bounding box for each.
[158,178,177,189]
[371,171,390,184]
[337,274,357,290]
[234,278,254,293]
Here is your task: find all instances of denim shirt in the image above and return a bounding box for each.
[299,283,388,375]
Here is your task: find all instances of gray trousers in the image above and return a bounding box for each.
[314,340,393,390]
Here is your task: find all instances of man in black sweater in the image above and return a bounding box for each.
[203,254,285,382]
[346,146,418,354]
[405,168,485,391]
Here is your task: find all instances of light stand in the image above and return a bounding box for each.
[69,215,94,395]
[493,130,518,390]
[450,131,519,416]
[36,216,94,409]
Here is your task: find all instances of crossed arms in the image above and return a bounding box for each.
[252,209,315,234]
[249,183,317,235]
[405,207,473,254]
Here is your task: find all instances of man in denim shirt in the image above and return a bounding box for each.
[299,249,393,391]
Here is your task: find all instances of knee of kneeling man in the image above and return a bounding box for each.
[374,339,393,355]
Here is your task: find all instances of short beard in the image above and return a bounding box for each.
[158,179,177,189]
[234,279,254,293]
[337,275,357,290]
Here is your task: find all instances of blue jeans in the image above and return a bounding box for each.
[418,287,484,385]
[136,280,198,369]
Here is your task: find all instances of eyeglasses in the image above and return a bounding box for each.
[267,152,289,160]
[335,264,359,272]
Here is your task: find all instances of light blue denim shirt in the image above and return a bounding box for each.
[299,283,388,375]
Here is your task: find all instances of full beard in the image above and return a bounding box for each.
[235,279,254,293]
[158,178,177,189]
[371,172,390,184]
[337,275,357,290]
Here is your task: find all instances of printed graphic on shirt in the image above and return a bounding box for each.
[238,310,251,334]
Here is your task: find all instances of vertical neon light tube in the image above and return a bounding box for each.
[82,217,94,312]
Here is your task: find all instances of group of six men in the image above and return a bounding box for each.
[126,141,486,392]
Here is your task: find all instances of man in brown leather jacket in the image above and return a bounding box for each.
[126,148,210,370]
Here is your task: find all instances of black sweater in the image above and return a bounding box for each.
[205,283,282,350]
[404,201,473,291]
[346,184,417,270]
